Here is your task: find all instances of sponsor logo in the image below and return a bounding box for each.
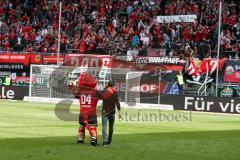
[148,57,184,64]
[136,57,149,64]
[0,87,15,99]
[136,57,148,69]
[35,55,41,62]
[220,87,234,97]
[225,66,234,75]
[184,96,240,113]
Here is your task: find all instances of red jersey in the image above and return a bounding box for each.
[73,72,100,116]
[30,32,36,42]
[10,33,16,40]
[78,88,99,116]
[4,41,10,50]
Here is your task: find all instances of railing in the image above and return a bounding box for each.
[0,48,110,55]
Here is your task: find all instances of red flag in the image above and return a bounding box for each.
[187,58,200,76]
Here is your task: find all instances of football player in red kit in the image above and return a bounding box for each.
[70,72,101,146]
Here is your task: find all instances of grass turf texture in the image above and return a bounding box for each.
[0,100,240,160]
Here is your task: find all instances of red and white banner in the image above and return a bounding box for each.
[42,55,64,64]
[65,54,111,67]
[187,58,225,77]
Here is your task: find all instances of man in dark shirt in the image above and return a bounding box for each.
[101,80,121,146]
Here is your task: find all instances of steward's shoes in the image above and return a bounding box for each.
[103,141,108,146]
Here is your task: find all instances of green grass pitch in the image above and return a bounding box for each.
[1,100,240,160]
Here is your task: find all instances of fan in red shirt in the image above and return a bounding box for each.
[9,31,16,47]
[30,30,36,43]
[51,43,58,53]
[26,45,33,52]
[22,13,29,22]
[23,32,30,42]
[78,40,86,54]
[70,72,102,146]
[4,39,10,50]
[73,38,79,49]
[182,27,190,41]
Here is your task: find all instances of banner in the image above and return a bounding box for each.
[0,86,29,100]
[0,53,42,70]
[11,76,37,86]
[223,60,240,83]
[42,55,64,65]
[65,54,111,67]
[157,15,197,23]
[217,84,238,97]
[111,56,185,72]
[0,54,30,65]
[186,58,225,84]
[142,95,240,114]
[187,58,225,77]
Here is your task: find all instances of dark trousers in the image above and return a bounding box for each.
[102,114,115,143]
[179,84,183,94]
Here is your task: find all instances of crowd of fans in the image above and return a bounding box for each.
[0,0,239,59]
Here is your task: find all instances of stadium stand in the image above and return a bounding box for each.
[0,0,239,58]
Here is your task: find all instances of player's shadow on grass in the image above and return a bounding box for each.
[1,130,240,160]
